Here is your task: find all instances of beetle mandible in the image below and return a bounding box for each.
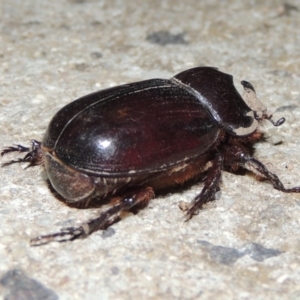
[2,67,299,246]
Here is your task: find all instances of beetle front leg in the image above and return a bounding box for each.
[30,186,155,246]
[224,144,300,193]
[243,156,300,193]
[185,155,223,220]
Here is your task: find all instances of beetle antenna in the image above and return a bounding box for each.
[264,114,285,127]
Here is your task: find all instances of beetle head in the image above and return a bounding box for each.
[241,80,285,127]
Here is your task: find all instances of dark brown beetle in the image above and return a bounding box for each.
[2,67,300,246]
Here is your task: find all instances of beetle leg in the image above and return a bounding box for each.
[185,155,223,220]
[1,140,43,167]
[224,144,300,193]
[243,156,300,193]
[30,186,154,246]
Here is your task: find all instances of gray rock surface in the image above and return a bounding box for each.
[1,1,300,299]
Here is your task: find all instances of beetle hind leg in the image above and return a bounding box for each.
[1,139,43,167]
[30,186,155,246]
[185,155,223,220]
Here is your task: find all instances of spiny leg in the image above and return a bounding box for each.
[223,143,300,192]
[186,155,223,220]
[1,144,30,155]
[243,156,300,193]
[1,140,43,167]
[30,186,155,246]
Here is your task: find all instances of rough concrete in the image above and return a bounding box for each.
[1,0,300,299]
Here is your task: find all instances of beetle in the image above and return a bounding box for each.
[2,66,300,246]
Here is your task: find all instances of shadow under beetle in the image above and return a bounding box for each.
[2,67,300,246]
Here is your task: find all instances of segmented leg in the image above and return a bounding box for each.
[223,142,300,193]
[243,156,300,193]
[1,140,43,167]
[30,186,155,246]
[186,155,223,220]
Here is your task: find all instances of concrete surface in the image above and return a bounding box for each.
[1,0,300,299]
